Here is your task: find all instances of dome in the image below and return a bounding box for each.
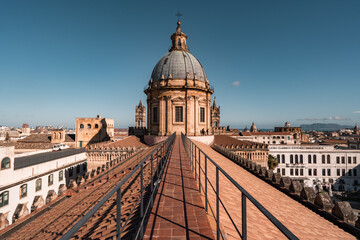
[150,50,207,82]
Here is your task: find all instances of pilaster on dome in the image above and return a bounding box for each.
[169,21,189,52]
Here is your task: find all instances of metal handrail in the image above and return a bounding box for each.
[60,133,176,240]
[181,133,298,240]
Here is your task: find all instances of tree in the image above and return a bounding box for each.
[268,154,278,170]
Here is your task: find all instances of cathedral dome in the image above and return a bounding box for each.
[150,51,207,82]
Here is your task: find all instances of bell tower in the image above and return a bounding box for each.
[135,100,146,128]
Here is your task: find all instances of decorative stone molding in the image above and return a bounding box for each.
[12,204,29,223]
[31,196,45,212]
[315,192,333,211]
[58,184,67,196]
[0,213,9,230]
[301,187,316,203]
[46,190,57,204]
[289,181,302,195]
[280,177,291,189]
[332,202,357,225]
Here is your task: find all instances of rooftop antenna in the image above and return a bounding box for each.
[176,11,182,21]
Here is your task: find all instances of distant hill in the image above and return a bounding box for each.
[300,123,352,131]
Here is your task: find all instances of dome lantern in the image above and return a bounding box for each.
[170,21,189,52]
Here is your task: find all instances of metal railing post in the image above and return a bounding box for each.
[198,148,201,193]
[216,167,220,240]
[195,145,197,179]
[151,155,153,192]
[140,163,144,238]
[156,150,159,177]
[116,187,121,240]
[205,155,208,212]
[242,192,247,240]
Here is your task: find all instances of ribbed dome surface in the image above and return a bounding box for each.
[151,50,207,82]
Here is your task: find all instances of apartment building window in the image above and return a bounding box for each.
[295,155,298,164]
[290,169,294,176]
[290,155,293,164]
[355,180,358,186]
[0,191,9,208]
[337,169,340,176]
[59,170,64,181]
[282,168,285,175]
[200,107,205,122]
[322,169,326,176]
[277,155,280,162]
[282,155,285,163]
[295,169,299,176]
[348,157,352,164]
[336,157,340,164]
[327,169,331,176]
[300,155,303,164]
[308,169,312,176]
[48,174,54,186]
[313,169,317,176]
[313,155,317,164]
[153,107,158,123]
[308,155,311,164]
[77,165,80,174]
[342,169,345,176]
[354,157,357,164]
[36,178,42,191]
[1,157,10,170]
[349,169,352,176]
[175,106,183,122]
[354,169,357,176]
[20,184,27,198]
[341,157,345,164]
[322,155,325,164]
[327,155,330,164]
[277,168,280,173]
[300,169,303,176]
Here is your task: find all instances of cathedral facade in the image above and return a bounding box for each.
[144,21,215,136]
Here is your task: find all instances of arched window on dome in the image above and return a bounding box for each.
[95,124,99,129]
[178,39,181,47]
[80,124,84,129]
[87,124,91,129]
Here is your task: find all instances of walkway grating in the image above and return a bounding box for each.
[144,136,214,240]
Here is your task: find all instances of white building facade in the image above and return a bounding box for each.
[0,146,87,229]
[269,144,360,191]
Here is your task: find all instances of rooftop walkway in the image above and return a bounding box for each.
[144,136,214,240]
[193,140,355,240]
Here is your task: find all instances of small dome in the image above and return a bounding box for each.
[150,51,207,82]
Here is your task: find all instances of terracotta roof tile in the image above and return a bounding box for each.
[193,141,355,239]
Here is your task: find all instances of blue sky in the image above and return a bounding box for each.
[0,0,359,129]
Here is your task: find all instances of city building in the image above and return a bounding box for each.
[270,144,360,191]
[75,115,114,148]
[0,146,86,229]
[212,135,269,167]
[349,140,360,150]
[144,21,215,136]
[234,131,295,144]
[21,124,31,136]
[85,136,147,171]
[274,121,307,143]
